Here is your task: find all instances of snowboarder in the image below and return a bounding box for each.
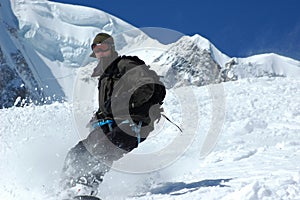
[60,33,166,198]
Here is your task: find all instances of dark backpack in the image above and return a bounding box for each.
[98,55,166,125]
[123,56,166,125]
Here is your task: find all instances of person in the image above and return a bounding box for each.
[60,33,166,195]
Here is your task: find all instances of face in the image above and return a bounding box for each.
[92,43,112,60]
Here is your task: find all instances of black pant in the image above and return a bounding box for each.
[61,122,152,188]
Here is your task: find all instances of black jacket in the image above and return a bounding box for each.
[96,55,165,126]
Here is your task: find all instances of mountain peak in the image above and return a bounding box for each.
[190,34,211,50]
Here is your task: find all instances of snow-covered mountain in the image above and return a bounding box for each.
[153,34,300,88]
[2,0,300,108]
[153,34,227,88]
[1,0,161,107]
[1,0,300,199]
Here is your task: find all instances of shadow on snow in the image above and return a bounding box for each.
[149,178,232,196]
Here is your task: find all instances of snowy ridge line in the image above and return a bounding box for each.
[152,32,300,89]
[1,0,300,107]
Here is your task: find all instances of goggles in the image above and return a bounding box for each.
[92,43,111,53]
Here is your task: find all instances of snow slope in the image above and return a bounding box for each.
[1,77,300,199]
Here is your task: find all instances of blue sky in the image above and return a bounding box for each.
[50,0,300,60]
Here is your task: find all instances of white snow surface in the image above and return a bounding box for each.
[1,0,300,199]
[1,77,300,200]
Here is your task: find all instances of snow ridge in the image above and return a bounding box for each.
[2,0,300,107]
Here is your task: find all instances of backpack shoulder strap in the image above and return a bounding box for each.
[120,55,146,65]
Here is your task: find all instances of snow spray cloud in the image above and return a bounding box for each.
[72,27,226,173]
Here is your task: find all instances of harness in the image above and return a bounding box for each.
[92,119,143,145]
[92,119,114,131]
[119,119,143,144]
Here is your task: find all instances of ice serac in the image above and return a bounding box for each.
[10,0,150,67]
[0,0,48,107]
[8,0,148,101]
